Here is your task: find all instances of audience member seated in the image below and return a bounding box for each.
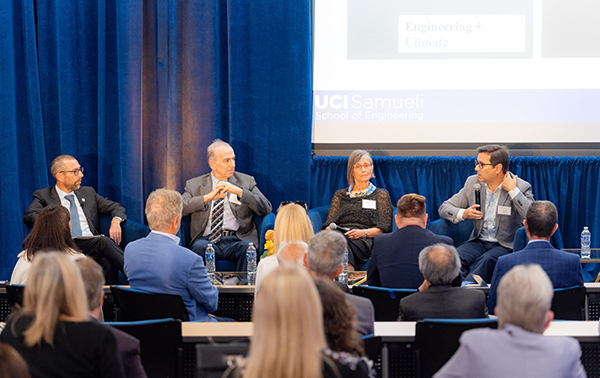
[11,205,86,284]
[368,193,454,289]
[0,252,124,378]
[323,149,393,270]
[255,202,313,292]
[487,201,584,312]
[434,265,586,378]
[256,241,308,294]
[125,189,219,322]
[306,231,375,337]
[398,244,488,321]
[314,278,365,356]
[0,342,31,378]
[76,258,147,378]
[222,265,375,378]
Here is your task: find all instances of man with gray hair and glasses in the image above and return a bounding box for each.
[305,230,374,336]
[398,243,488,321]
[435,264,586,378]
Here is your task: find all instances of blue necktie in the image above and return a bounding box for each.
[65,194,82,237]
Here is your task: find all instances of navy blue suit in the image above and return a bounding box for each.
[367,225,454,289]
[487,240,583,312]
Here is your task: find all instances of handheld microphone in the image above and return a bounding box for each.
[329,222,350,233]
[474,183,481,214]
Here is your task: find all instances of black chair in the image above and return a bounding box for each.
[551,285,587,320]
[196,340,250,378]
[415,318,498,378]
[6,284,25,309]
[351,285,417,321]
[108,318,183,378]
[111,286,189,321]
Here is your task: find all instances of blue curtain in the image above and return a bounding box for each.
[0,0,311,280]
[311,156,600,250]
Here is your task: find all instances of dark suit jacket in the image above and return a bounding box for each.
[368,225,454,289]
[345,293,375,337]
[23,186,127,233]
[398,285,489,321]
[107,325,148,378]
[487,240,584,312]
[181,172,272,245]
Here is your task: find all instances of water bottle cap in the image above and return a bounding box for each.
[584,227,589,230]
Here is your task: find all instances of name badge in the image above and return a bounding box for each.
[497,206,511,216]
[229,193,242,205]
[362,199,376,209]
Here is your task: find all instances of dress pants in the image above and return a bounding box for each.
[74,236,125,284]
[458,239,511,283]
[191,236,250,272]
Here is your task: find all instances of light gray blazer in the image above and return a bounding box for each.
[438,174,534,249]
[434,324,587,378]
[182,172,272,246]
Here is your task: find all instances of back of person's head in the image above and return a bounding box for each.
[247,265,325,378]
[76,258,105,312]
[477,144,509,173]
[22,204,78,262]
[526,201,558,239]
[18,252,89,347]
[307,231,347,278]
[396,193,426,219]
[496,264,553,334]
[313,278,364,356]
[418,244,460,285]
[276,241,308,267]
[273,203,313,253]
[145,188,182,231]
[0,343,31,378]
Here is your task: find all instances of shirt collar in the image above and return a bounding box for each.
[211,173,228,187]
[55,185,72,199]
[151,230,180,244]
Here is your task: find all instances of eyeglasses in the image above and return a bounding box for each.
[60,167,84,175]
[279,201,308,211]
[475,160,495,169]
[354,163,373,170]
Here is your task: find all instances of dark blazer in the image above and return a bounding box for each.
[487,240,584,312]
[345,293,375,337]
[181,172,272,245]
[398,285,489,321]
[368,225,454,289]
[107,326,148,378]
[23,186,127,232]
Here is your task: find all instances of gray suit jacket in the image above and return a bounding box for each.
[434,324,586,378]
[181,172,272,245]
[345,293,375,337]
[438,174,534,249]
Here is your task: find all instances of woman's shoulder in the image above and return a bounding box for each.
[372,187,390,197]
[322,349,376,378]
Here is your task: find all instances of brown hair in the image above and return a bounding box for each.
[22,205,79,262]
[396,193,426,218]
[477,145,509,174]
[0,343,31,378]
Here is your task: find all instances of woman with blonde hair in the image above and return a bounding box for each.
[0,252,124,378]
[255,202,313,292]
[11,205,85,284]
[224,265,374,378]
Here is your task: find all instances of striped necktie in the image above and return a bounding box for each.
[208,197,225,243]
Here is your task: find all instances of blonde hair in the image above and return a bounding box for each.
[245,265,325,378]
[145,189,183,231]
[273,204,314,254]
[17,252,89,347]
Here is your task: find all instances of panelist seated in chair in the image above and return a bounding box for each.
[125,189,220,322]
[487,201,583,313]
[23,154,127,284]
[368,193,454,289]
[323,149,393,271]
[434,265,586,378]
[398,244,488,321]
[182,139,272,271]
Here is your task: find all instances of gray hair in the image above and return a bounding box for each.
[526,201,558,239]
[76,257,105,311]
[277,241,308,266]
[50,155,76,178]
[206,139,231,163]
[418,243,460,285]
[307,231,347,277]
[346,149,373,186]
[496,264,553,334]
[145,189,183,231]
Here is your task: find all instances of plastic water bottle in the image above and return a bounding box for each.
[246,243,257,285]
[581,227,591,259]
[205,243,216,283]
[337,249,349,286]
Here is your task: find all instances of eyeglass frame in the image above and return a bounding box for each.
[59,167,84,175]
[279,201,308,211]
[474,160,496,169]
[353,163,373,170]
